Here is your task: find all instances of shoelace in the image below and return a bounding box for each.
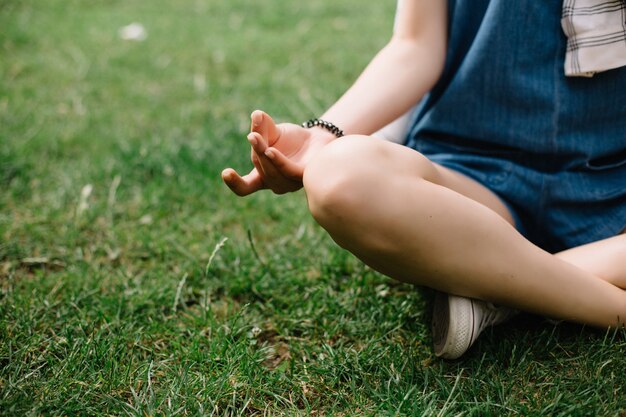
[479,303,506,329]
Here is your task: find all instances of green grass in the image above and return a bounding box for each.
[1,0,625,415]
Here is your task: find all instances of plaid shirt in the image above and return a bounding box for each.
[561,0,626,77]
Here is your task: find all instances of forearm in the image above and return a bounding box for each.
[320,35,446,136]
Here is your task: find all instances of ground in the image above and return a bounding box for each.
[1,0,625,415]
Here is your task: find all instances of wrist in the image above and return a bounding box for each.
[308,126,340,144]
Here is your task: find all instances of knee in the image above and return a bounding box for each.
[303,136,368,229]
[303,135,425,233]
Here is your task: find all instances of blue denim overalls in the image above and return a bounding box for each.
[406,0,626,252]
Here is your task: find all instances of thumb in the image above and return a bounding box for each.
[251,110,282,146]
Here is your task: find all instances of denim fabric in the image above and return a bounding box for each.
[406,0,626,252]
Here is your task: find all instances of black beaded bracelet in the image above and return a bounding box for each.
[301,118,344,138]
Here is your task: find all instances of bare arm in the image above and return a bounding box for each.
[223,0,448,196]
[320,0,447,135]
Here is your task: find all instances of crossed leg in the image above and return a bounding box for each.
[302,135,626,327]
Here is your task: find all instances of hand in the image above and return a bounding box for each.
[222,110,334,196]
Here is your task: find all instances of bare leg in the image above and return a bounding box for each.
[303,135,626,327]
[555,233,626,289]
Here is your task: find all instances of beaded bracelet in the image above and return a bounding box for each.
[301,118,344,138]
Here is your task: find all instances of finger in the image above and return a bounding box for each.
[250,146,265,175]
[248,132,268,155]
[247,132,289,182]
[251,110,282,146]
[221,168,265,196]
[249,133,273,178]
[264,147,304,180]
[222,169,264,196]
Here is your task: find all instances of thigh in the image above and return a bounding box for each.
[430,161,516,227]
[308,135,517,226]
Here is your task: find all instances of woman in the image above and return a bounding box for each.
[222,0,626,359]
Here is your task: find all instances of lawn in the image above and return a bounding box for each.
[1,0,625,415]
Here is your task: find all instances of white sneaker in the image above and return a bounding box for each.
[432,292,518,359]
